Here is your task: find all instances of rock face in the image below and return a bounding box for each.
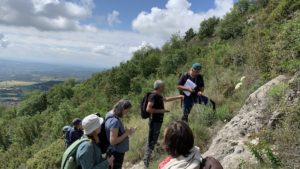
[267,111,285,129]
[203,75,287,169]
[124,162,144,169]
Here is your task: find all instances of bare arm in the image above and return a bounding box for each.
[177,85,190,91]
[146,101,166,114]
[177,85,194,92]
[164,95,184,102]
[109,128,130,145]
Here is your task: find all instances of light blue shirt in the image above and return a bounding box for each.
[105,111,129,153]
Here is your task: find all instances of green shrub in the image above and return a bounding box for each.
[216,104,233,122]
[17,92,47,116]
[184,28,196,42]
[247,137,281,168]
[27,140,64,169]
[267,83,288,101]
[198,17,220,39]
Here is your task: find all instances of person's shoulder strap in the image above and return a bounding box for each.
[148,92,157,100]
[105,112,122,123]
[61,138,89,169]
[92,142,98,162]
[104,114,122,134]
[104,115,115,123]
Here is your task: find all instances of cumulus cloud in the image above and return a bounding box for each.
[0,0,95,31]
[0,33,9,48]
[107,10,121,26]
[132,0,234,39]
[0,25,163,67]
[128,41,155,53]
[92,45,111,55]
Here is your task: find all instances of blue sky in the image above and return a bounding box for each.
[0,0,235,68]
[87,0,215,30]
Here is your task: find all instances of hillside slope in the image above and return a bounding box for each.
[127,73,299,169]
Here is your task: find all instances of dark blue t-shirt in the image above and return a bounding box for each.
[105,111,129,153]
[68,127,83,145]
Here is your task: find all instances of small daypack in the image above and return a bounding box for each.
[61,138,89,169]
[62,125,72,148]
[98,116,112,154]
[140,92,152,119]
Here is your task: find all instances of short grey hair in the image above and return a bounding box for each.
[154,80,164,90]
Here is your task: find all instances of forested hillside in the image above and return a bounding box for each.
[0,0,299,169]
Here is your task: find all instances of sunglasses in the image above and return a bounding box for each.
[192,69,201,73]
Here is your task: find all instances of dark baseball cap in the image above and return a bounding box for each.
[72,118,82,126]
[192,63,202,71]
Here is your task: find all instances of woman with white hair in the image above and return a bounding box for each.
[76,114,114,169]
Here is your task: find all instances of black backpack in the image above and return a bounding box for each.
[140,92,152,119]
[98,115,122,154]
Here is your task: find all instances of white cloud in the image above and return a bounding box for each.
[128,41,155,53]
[0,0,95,31]
[0,25,163,67]
[92,45,106,53]
[92,45,111,55]
[132,0,234,39]
[107,10,121,26]
[0,33,9,48]
[0,0,235,68]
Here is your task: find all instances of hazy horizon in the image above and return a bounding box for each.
[0,58,105,69]
[0,0,235,68]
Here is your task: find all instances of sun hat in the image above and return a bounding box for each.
[82,114,104,135]
[192,63,202,71]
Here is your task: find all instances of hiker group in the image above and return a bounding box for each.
[61,63,222,169]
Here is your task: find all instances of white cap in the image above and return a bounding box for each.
[82,114,104,135]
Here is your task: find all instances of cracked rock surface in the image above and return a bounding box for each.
[203,75,287,169]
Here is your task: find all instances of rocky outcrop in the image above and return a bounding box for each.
[203,75,287,169]
[267,111,285,129]
[124,162,144,169]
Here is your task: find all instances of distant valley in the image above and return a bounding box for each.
[0,59,103,106]
[0,59,102,82]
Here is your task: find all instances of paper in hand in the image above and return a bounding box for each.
[183,79,197,96]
